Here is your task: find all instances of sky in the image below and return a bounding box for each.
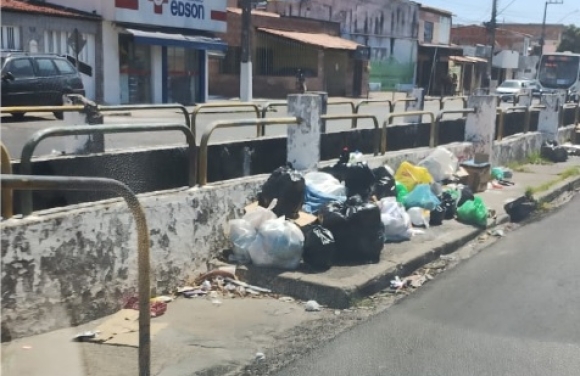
[418,0,580,26]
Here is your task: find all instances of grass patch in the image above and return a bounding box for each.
[529,166,580,194]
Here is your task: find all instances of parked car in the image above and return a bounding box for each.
[1,52,85,119]
[495,80,526,102]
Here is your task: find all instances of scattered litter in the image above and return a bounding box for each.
[123,297,167,317]
[177,286,195,293]
[183,290,206,298]
[489,229,505,237]
[73,331,98,342]
[278,296,295,303]
[208,291,220,300]
[224,278,272,293]
[21,345,32,350]
[224,283,237,292]
[334,310,341,316]
[440,254,456,261]
[201,280,212,291]
[196,269,237,285]
[211,299,222,306]
[406,275,428,288]
[390,276,406,290]
[255,352,266,361]
[151,296,173,303]
[305,300,321,312]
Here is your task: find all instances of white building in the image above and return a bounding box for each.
[48,0,228,104]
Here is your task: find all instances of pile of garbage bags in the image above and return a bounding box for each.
[227,147,493,272]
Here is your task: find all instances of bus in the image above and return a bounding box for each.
[536,52,580,102]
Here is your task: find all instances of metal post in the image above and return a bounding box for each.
[540,1,564,55]
[486,0,498,93]
[240,0,253,102]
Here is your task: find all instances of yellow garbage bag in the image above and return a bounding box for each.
[394,161,434,192]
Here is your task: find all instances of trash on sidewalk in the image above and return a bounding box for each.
[504,195,537,222]
[395,161,434,192]
[541,140,568,162]
[417,146,459,182]
[84,309,167,347]
[457,196,489,227]
[304,300,321,312]
[379,198,413,242]
[460,160,491,193]
[73,331,98,342]
[279,296,295,303]
[255,352,266,361]
[489,229,505,237]
[123,296,168,317]
[372,165,396,199]
[303,172,347,214]
[407,207,430,228]
[302,224,336,271]
[561,142,580,156]
[404,184,441,211]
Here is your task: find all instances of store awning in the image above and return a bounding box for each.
[257,28,361,51]
[125,28,227,52]
[449,55,488,63]
[419,42,463,50]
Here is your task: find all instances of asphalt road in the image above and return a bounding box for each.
[1,98,497,159]
[274,195,580,376]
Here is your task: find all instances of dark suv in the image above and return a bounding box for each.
[1,52,85,119]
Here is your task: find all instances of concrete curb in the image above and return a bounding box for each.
[246,174,580,309]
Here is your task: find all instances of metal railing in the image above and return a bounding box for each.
[1,103,191,129]
[0,174,151,376]
[191,103,261,138]
[260,101,288,119]
[391,97,417,112]
[320,114,380,155]
[18,123,196,216]
[383,111,435,153]
[327,100,356,114]
[513,92,532,106]
[198,117,301,186]
[496,105,535,141]
[1,142,13,219]
[440,96,468,111]
[424,96,442,110]
[352,99,392,128]
[99,104,191,129]
[434,108,476,147]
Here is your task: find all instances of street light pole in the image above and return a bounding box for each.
[486,0,498,93]
[540,0,564,55]
[240,0,253,102]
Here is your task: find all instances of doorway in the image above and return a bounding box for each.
[167,47,199,105]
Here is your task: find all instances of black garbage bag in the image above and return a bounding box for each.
[372,166,396,199]
[333,196,384,264]
[318,201,347,230]
[345,162,376,199]
[504,196,537,222]
[541,140,568,163]
[457,186,475,208]
[440,192,457,220]
[258,164,305,219]
[302,225,336,271]
[430,205,445,226]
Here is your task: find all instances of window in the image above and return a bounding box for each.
[53,59,76,74]
[438,17,451,44]
[219,47,241,74]
[35,58,59,76]
[7,58,34,78]
[424,21,434,43]
[1,26,21,50]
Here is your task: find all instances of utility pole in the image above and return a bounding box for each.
[240,0,253,102]
[486,0,498,93]
[540,0,564,55]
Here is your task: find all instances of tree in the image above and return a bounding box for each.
[557,25,580,53]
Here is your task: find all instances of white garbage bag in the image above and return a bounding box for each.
[228,219,257,264]
[379,198,413,241]
[417,147,459,182]
[407,207,430,228]
[243,206,277,229]
[248,217,305,270]
[304,172,346,197]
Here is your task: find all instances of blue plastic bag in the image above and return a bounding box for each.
[404,184,441,211]
[303,185,346,214]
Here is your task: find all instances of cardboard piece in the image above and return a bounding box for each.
[89,309,167,347]
[244,202,316,227]
[455,167,469,185]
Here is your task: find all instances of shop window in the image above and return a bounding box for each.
[424,21,434,43]
[119,35,152,104]
[219,47,241,74]
[254,33,318,77]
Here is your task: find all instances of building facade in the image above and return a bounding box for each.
[499,23,565,54]
[1,0,102,101]
[210,7,369,98]
[266,0,419,92]
[49,0,229,104]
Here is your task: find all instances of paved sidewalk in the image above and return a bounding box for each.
[2,157,580,376]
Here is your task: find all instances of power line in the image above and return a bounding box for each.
[498,0,518,15]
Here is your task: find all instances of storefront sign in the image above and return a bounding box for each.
[115,0,227,33]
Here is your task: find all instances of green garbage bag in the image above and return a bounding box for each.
[491,167,504,181]
[395,181,408,203]
[457,196,488,227]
